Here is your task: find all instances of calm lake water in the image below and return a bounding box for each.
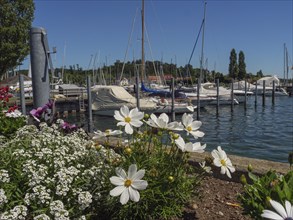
[66,96,293,163]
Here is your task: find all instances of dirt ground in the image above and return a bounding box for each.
[179,175,253,220]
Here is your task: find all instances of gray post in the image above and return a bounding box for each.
[87,76,93,132]
[19,74,26,114]
[216,78,220,108]
[196,79,200,120]
[135,75,140,110]
[255,83,258,106]
[272,80,275,105]
[231,79,234,111]
[30,27,50,108]
[262,80,265,106]
[244,78,247,109]
[171,77,175,122]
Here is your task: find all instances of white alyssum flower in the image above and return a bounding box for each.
[114,105,144,134]
[0,205,28,220]
[0,188,8,206]
[78,191,93,210]
[33,214,51,220]
[110,164,148,205]
[145,113,183,131]
[175,137,206,153]
[211,146,235,178]
[93,129,123,139]
[0,169,10,183]
[181,113,205,139]
[261,199,293,220]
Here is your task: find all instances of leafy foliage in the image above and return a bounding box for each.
[105,125,203,219]
[238,50,247,80]
[0,0,34,77]
[228,48,239,79]
[239,170,293,219]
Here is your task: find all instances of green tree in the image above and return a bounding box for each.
[238,50,246,80]
[0,0,35,78]
[228,48,238,80]
[256,69,264,78]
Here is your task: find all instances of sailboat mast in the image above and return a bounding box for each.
[199,1,207,84]
[141,0,145,81]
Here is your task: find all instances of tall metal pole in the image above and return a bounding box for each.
[30,27,50,108]
[196,78,200,120]
[136,73,140,110]
[141,0,145,82]
[171,78,175,122]
[199,1,207,85]
[19,74,26,114]
[87,76,93,133]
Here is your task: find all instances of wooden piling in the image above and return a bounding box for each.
[272,80,275,105]
[262,80,265,106]
[171,78,175,122]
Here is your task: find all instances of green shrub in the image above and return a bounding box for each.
[239,169,293,219]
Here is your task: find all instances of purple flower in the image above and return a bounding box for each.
[60,121,78,133]
[45,99,55,109]
[30,107,46,122]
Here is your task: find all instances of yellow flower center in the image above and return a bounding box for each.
[124,179,132,187]
[105,129,111,135]
[124,117,131,123]
[220,159,226,166]
[186,126,192,132]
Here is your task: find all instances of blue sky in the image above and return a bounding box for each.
[25,0,293,78]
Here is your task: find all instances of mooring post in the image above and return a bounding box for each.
[262,80,265,106]
[272,80,275,105]
[196,79,200,120]
[216,78,220,109]
[30,27,50,108]
[244,78,247,110]
[19,74,26,114]
[231,79,234,111]
[171,77,175,122]
[136,75,140,110]
[255,83,258,106]
[87,76,93,133]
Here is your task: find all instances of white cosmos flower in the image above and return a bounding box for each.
[199,161,212,173]
[175,137,206,153]
[181,113,205,139]
[211,146,235,178]
[110,164,148,205]
[261,199,293,220]
[93,129,122,139]
[145,113,183,131]
[114,105,144,134]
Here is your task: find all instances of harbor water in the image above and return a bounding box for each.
[65,96,293,163]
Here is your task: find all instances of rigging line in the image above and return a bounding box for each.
[144,21,161,84]
[186,19,204,85]
[120,7,139,83]
[187,19,204,66]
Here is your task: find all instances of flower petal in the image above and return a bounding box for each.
[132,180,148,190]
[261,210,283,220]
[120,187,130,205]
[120,105,130,117]
[270,200,288,219]
[132,169,145,181]
[125,123,133,134]
[128,164,137,179]
[129,187,140,202]
[110,176,124,186]
[110,186,125,197]
[115,167,127,179]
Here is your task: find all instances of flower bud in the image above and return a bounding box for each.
[168,176,174,183]
[240,174,247,185]
[144,113,150,120]
[124,147,132,155]
[247,164,253,172]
